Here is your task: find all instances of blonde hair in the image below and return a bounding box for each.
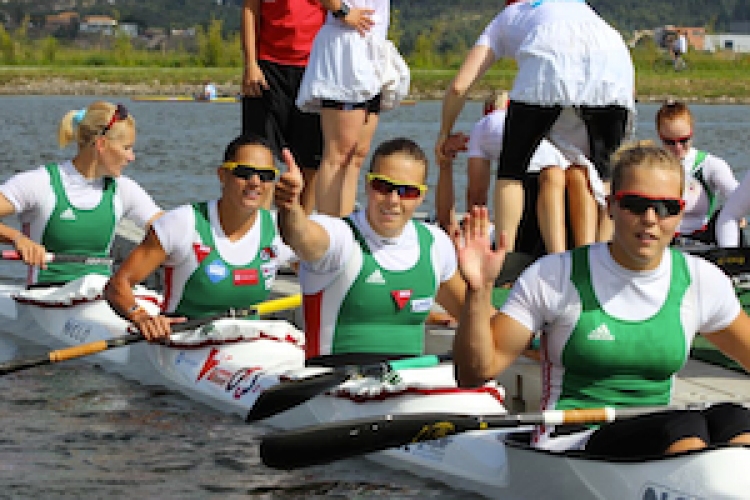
[655,100,694,134]
[610,140,684,195]
[58,101,136,148]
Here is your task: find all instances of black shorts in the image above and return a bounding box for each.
[584,403,750,458]
[320,94,382,114]
[497,101,631,182]
[241,59,323,170]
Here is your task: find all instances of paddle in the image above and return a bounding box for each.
[1,249,114,266]
[686,246,750,276]
[246,353,453,422]
[0,293,302,376]
[260,405,671,470]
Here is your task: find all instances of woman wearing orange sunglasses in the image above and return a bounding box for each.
[0,101,162,286]
[105,134,296,342]
[275,137,467,365]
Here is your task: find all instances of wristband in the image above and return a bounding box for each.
[332,2,350,19]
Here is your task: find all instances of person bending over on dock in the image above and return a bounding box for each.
[275,137,467,366]
[454,142,750,457]
[436,0,634,252]
[105,134,295,341]
[0,101,161,286]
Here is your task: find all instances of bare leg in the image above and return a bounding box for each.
[467,157,492,208]
[729,433,750,446]
[565,166,597,247]
[597,180,614,242]
[317,108,377,216]
[493,179,524,252]
[537,166,567,253]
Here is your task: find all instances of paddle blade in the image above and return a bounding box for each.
[260,413,487,470]
[246,370,351,422]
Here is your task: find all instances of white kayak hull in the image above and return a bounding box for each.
[0,276,748,499]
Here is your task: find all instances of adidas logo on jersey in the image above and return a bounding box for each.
[365,270,386,284]
[587,324,615,341]
[60,208,76,220]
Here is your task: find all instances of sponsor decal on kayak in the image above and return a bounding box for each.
[641,484,704,500]
[196,348,232,382]
[62,317,94,343]
[226,366,264,400]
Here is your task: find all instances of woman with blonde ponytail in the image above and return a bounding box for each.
[0,101,161,285]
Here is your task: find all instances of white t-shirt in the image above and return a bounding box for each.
[467,109,572,172]
[153,201,295,313]
[476,0,634,108]
[679,148,738,235]
[299,209,457,294]
[717,169,750,247]
[0,160,160,244]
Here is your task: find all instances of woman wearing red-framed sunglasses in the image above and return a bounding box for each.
[656,100,740,245]
[0,100,162,285]
[454,141,750,459]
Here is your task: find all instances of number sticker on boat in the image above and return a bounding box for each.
[62,318,94,343]
[641,483,704,500]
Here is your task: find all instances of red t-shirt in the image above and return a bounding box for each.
[258,0,326,66]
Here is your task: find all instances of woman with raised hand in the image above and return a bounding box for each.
[275,137,466,365]
[0,101,161,285]
[296,0,410,217]
[105,134,296,341]
[453,142,750,457]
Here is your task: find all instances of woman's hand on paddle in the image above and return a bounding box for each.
[453,206,507,291]
[132,314,186,342]
[13,235,48,269]
[275,148,304,211]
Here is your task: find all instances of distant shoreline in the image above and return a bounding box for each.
[2,77,750,105]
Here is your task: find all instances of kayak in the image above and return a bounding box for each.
[1,273,748,499]
[131,95,239,103]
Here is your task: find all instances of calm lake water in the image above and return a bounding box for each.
[1,95,750,499]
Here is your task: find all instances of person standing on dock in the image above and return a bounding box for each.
[275,138,466,365]
[296,0,410,217]
[0,101,161,285]
[241,0,326,214]
[436,0,634,252]
[453,142,750,457]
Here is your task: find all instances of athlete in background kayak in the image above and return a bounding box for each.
[0,101,161,285]
[454,142,750,457]
[105,134,295,341]
[275,137,466,365]
[656,101,740,244]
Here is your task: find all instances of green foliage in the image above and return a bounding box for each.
[39,35,58,64]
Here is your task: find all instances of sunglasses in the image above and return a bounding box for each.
[613,191,685,218]
[222,162,279,182]
[100,104,129,136]
[366,173,427,200]
[660,134,692,147]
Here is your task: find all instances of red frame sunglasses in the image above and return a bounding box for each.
[100,103,129,136]
[613,191,685,218]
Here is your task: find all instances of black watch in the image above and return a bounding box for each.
[332,2,350,19]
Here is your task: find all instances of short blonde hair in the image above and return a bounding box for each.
[610,141,684,196]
